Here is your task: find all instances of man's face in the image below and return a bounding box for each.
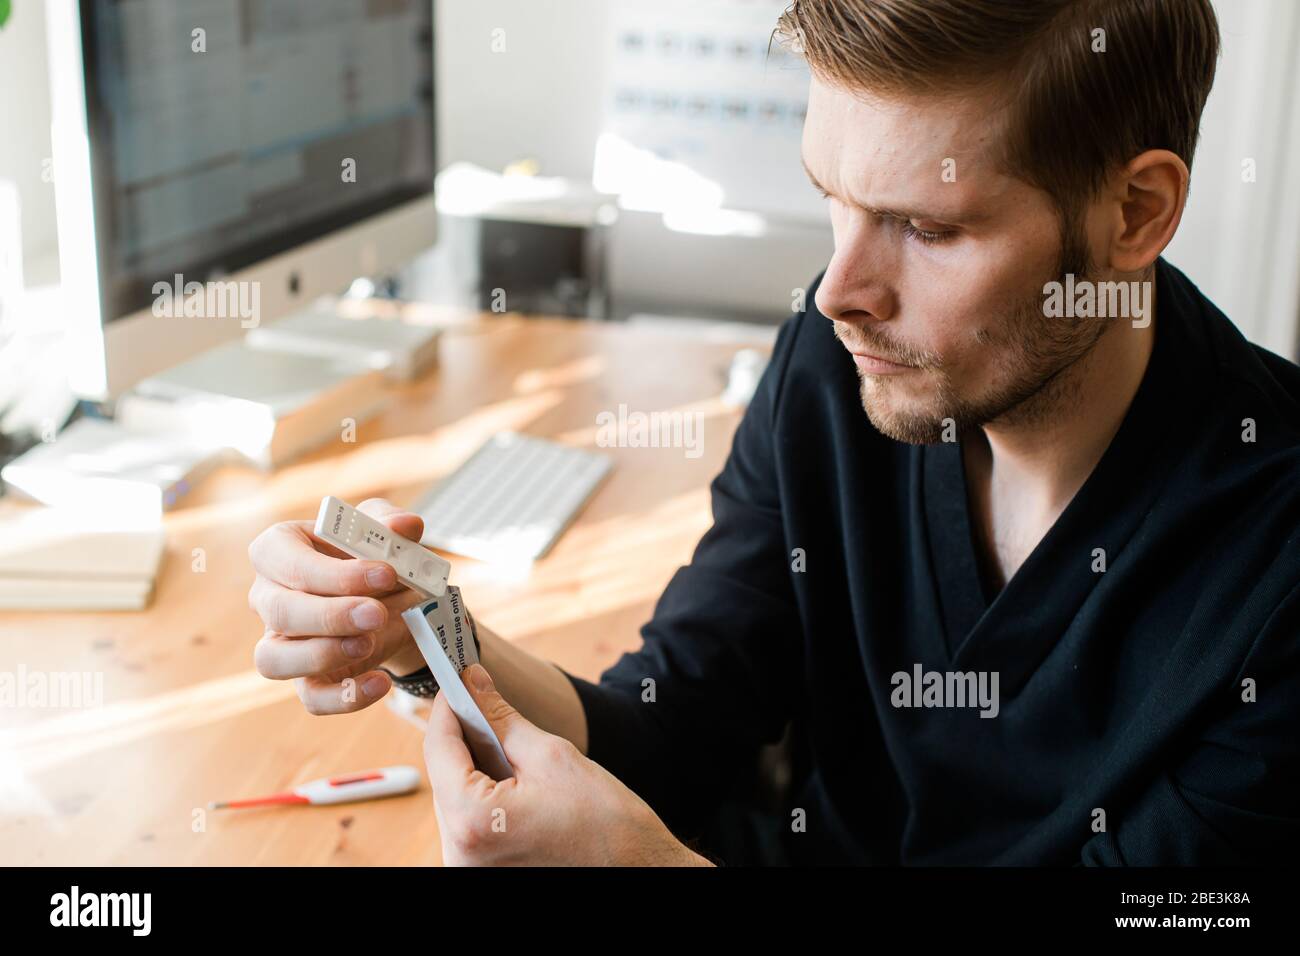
[803,76,1105,443]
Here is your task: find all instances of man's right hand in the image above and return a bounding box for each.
[247,498,427,714]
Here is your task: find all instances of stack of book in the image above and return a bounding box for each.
[0,505,165,611]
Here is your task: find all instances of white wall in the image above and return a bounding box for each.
[1164,0,1300,358]
[0,0,58,279]
[437,0,608,181]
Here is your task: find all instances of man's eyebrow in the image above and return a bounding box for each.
[801,156,833,198]
[801,155,982,224]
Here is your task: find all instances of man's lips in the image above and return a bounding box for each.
[845,347,916,374]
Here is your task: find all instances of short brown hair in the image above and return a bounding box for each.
[777,0,1220,233]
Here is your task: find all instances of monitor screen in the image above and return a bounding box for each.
[80,0,435,323]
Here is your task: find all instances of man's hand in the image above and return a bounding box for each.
[247,498,429,714]
[425,664,713,867]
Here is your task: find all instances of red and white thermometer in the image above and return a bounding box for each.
[209,765,421,809]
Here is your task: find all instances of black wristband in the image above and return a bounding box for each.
[384,604,482,698]
[384,666,440,698]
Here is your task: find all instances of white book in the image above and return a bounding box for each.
[117,340,388,469]
[0,505,164,611]
[1,417,223,514]
[128,339,375,413]
[247,309,440,382]
[0,505,165,581]
[0,575,156,611]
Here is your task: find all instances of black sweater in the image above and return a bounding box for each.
[566,258,1300,865]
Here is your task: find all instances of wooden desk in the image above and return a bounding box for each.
[0,314,767,865]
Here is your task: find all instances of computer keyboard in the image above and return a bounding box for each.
[412,432,612,562]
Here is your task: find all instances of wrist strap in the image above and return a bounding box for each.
[384,666,439,698]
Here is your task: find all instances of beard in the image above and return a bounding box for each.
[837,221,1107,444]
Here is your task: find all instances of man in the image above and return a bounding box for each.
[247,0,1300,865]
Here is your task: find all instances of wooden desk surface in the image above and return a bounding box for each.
[0,314,765,865]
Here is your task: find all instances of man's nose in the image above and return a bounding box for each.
[814,231,897,324]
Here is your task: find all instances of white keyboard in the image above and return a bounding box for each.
[413,432,612,562]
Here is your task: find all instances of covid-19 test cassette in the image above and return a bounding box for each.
[314,495,450,598]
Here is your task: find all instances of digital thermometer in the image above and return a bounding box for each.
[314,495,450,598]
[209,765,421,809]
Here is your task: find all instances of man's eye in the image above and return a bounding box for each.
[900,221,952,245]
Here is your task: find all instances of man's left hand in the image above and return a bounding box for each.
[423,664,713,867]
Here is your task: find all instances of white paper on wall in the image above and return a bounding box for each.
[595,0,824,225]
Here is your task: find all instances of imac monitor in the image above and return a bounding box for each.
[46,0,437,400]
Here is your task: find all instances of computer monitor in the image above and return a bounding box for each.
[46,0,437,400]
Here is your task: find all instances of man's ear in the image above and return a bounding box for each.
[1101,149,1189,274]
